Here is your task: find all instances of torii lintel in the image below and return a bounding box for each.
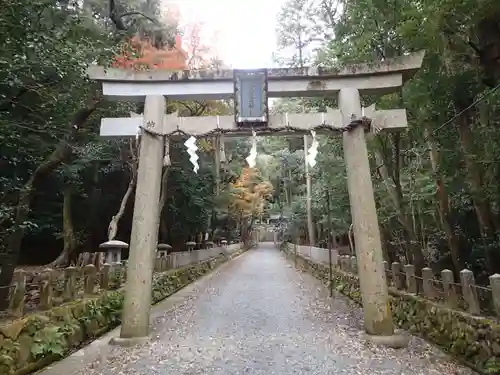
[88,51,425,101]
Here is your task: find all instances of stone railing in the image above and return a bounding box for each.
[287,244,500,318]
[0,245,248,375]
[161,243,241,269]
[3,244,241,319]
[283,243,500,373]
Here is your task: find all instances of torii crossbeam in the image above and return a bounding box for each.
[99,105,407,138]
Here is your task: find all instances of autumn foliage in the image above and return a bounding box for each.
[112,34,188,71]
[229,167,273,220]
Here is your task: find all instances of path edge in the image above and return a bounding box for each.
[279,243,484,375]
[35,246,253,375]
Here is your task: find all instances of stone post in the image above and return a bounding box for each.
[489,274,500,317]
[343,255,351,271]
[8,270,26,317]
[382,261,389,283]
[101,263,111,290]
[350,256,358,274]
[63,266,77,301]
[404,264,417,294]
[154,258,162,272]
[339,87,398,342]
[391,262,404,289]
[119,95,166,341]
[303,135,315,246]
[39,268,54,310]
[83,264,97,294]
[421,267,435,298]
[441,269,458,308]
[460,269,480,315]
[120,260,128,282]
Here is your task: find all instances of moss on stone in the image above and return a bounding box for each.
[0,247,246,375]
[280,243,500,374]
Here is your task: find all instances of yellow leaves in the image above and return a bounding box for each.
[227,167,274,219]
[198,139,213,152]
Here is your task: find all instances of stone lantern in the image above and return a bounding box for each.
[186,241,196,251]
[157,243,172,258]
[221,239,228,247]
[99,240,129,264]
[206,241,214,249]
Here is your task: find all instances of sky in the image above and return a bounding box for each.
[164,0,286,69]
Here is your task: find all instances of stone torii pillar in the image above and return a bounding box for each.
[118,95,166,342]
[88,51,424,345]
[340,89,396,341]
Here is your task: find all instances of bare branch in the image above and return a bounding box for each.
[109,0,126,31]
[120,11,157,25]
[108,0,157,31]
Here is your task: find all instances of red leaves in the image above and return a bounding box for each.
[111,35,188,71]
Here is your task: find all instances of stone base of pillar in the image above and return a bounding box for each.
[109,335,151,347]
[362,331,410,348]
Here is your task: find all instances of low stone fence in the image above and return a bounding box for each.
[293,244,340,264]
[3,245,242,319]
[282,243,500,374]
[0,245,247,375]
[163,243,241,269]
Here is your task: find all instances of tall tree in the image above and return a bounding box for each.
[272,0,500,278]
[274,0,321,68]
[0,0,174,307]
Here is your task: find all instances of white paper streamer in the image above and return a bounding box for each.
[246,131,257,168]
[306,130,318,168]
[184,136,199,173]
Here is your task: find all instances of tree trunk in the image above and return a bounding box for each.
[379,226,395,263]
[455,105,498,271]
[83,161,101,252]
[242,216,255,245]
[425,127,463,275]
[107,140,139,241]
[348,223,354,255]
[456,108,496,234]
[108,168,137,241]
[288,169,293,208]
[0,94,100,308]
[331,232,338,248]
[476,12,500,87]
[157,166,170,242]
[48,184,76,267]
[374,141,426,273]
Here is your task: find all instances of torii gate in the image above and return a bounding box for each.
[88,51,424,346]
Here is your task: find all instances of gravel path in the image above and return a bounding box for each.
[62,243,475,375]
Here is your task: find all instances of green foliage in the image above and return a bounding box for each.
[0,251,241,375]
[285,244,500,373]
[96,291,123,324]
[31,326,65,359]
[0,341,19,374]
[0,0,148,267]
[273,0,500,274]
[0,0,252,279]
[484,357,500,374]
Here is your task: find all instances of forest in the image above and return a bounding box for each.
[269,0,500,285]
[0,0,274,308]
[1,0,500,309]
